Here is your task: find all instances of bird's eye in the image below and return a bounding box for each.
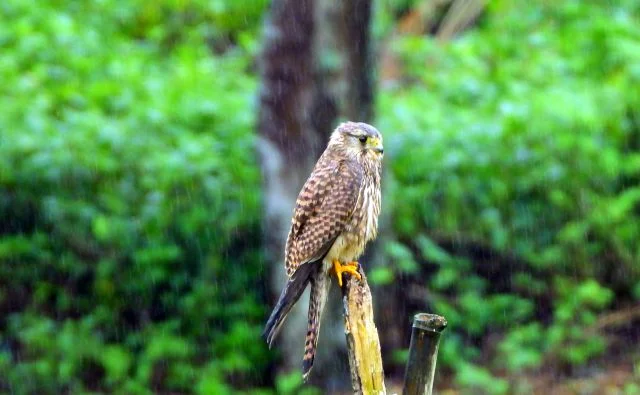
[358,136,367,144]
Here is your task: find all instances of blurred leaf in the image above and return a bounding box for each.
[369,266,394,285]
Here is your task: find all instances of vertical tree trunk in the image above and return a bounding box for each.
[316,0,374,122]
[258,0,374,385]
[257,0,325,375]
[339,0,374,121]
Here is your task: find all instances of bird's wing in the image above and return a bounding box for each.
[284,158,363,277]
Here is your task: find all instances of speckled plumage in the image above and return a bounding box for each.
[263,121,383,380]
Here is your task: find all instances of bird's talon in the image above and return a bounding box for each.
[346,261,359,268]
[332,260,362,287]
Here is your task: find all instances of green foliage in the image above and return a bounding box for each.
[2,0,639,393]
[455,363,509,395]
[0,0,267,392]
[377,1,640,392]
[274,372,321,395]
[547,278,613,365]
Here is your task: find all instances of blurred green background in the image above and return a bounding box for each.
[1,0,639,393]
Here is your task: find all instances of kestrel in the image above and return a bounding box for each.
[263,121,383,380]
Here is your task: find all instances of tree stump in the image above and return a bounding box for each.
[341,265,386,394]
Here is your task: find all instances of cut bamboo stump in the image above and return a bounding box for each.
[341,266,386,395]
[402,313,448,395]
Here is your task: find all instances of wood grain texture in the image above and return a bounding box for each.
[402,313,447,395]
[341,265,386,394]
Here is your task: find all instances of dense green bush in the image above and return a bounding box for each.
[0,0,268,393]
[377,0,640,392]
[2,0,639,393]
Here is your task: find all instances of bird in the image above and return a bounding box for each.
[263,121,384,381]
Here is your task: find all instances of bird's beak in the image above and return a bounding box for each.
[370,137,384,155]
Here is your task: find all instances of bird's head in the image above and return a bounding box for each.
[328,121,384,161]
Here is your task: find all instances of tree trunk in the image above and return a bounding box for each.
[258,0,374,386]
[257,0,325,375]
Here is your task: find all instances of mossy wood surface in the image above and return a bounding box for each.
[342,266,386,394]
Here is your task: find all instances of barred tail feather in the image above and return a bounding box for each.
[302,267,329,381]
[263,262,316,348]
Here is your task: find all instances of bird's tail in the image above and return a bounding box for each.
[263,262,316,348]
[302,267,329,381]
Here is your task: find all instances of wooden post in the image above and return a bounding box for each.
[402,313,448,395]
[342,266,386,394]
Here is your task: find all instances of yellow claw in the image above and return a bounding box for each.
[332,260,362,287]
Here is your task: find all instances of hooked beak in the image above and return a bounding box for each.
[372,139,384,155]
[370,137,384,155]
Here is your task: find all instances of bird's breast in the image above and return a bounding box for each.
[326,174,380,263]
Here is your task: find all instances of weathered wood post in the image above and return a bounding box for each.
[342,266,386,394]
[402,313,448,395]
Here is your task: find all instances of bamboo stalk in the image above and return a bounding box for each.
[402,313,448,395]
[342,266,386,394]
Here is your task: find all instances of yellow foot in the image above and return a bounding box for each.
[332,260,362,287]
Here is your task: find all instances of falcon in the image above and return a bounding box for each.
[263,121,384,380]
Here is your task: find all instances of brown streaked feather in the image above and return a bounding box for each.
[285,157,363,277]
[301,265,329,381]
